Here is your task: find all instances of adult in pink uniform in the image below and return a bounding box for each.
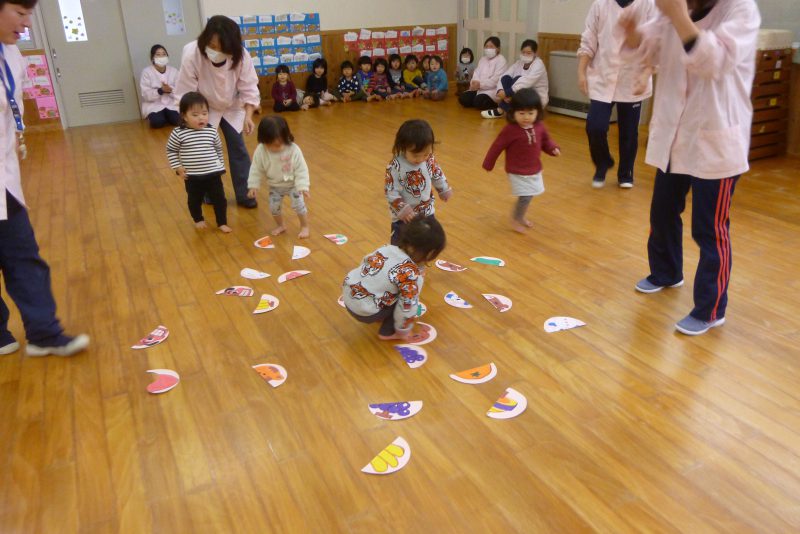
[140,44,180,128]
[623,0,760,335]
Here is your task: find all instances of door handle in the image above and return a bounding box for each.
[51,47,57,59]
[55,67,61,78]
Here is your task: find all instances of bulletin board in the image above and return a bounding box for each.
[235,13,323,75]
[343,25,449,59]
[21,51,60,126]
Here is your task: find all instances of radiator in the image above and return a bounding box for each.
[547,50,616,122]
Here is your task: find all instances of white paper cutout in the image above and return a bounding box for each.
[337,295,345,308]
[406,322,437,345]
[132,325,169,349]
[254,235,275,249]
[324,233,348,245]
[470,256,505,267]
[368,401,423,421]
[444,291,473,309]
[252,363,287,387]
[216,286,254,297]
[146,369,180,394]
[393,344,428,368]
[253,294,280,314]
[362,437,411,475]
[278,270,311,283]
[544,316,586,333]
[449,363,498,384]
[416,302,427,317]
[292,245,311,259]
[482,294,512,313]
[486,387,527,419]
[241,268,270,280]
[435,259,467,272]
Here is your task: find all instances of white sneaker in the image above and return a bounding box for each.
[0,341,20,355]
[481,109,504,119]
[26,334,90,357]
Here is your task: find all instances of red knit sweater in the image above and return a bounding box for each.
[482,122,559,175]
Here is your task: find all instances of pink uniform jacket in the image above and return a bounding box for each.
[175,41,260,133]
[0,45,26,220]
[140,64,180,118]
[471,54,508,100]
[578,0,655,103]
[628,0,760,179]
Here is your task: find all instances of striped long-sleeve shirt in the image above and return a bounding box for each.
[166,125,225,176]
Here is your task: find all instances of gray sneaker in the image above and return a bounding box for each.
[635,278,684,293]
[675,315,725,336]
[26,334,90,357]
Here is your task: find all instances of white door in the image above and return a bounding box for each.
[119,0,203,110]
[459,0,539,58]
[37,0,140,126]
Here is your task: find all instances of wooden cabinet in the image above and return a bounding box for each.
[749,48,792,160]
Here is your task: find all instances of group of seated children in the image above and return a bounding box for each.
[271,54,451,111]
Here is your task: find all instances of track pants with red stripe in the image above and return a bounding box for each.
[646,170,738,322]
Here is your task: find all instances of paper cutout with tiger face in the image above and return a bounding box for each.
[361,251,388,276]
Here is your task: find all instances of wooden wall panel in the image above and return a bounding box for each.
[788,63,799,157]
[536,32,581,71]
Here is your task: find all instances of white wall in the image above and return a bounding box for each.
[538,0,592,35]
[199,1,458,30]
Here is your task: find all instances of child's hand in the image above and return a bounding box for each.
[301,104,309,110]
[553,148,561,157]
[439,188,453,201]
[283,99,292,106]
[176,167,187,179]
[302,190,310,201]
[397,204,414,222]
[247,188,258,199]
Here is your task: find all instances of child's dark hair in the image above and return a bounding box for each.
[340,60,354,72]
[257,115,294,145]
[421,54,431,66]
[179,92,209,121]
[429,56,443,68]
[311,57,328,75]
[389,53,402,66]
[404,54,418,67]
[357,55,372,67]
[459,48,474,63]
[373,58,389,72]
[302,93,320,108]
[398,216,446,264]
[520,39,538,53]
[275,64,291,75]
[507,88,544,124]
[392,119,435,156]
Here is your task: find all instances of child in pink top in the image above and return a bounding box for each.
[482,89,560,233]
[623,0,760,335]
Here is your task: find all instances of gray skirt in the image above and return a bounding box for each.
[508,172,544,197]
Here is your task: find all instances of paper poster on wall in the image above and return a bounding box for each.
[162,0,186,36]
[57,0,88,42]
[36,96,59,119]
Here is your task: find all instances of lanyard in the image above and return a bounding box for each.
[0,44,24,133]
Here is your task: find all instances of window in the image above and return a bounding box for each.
[163,0,186,36]
[57,0,88,42]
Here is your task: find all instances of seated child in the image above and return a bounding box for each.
[247,116,311,239]
[271,65,300,112]
[368,58,392,100]
[402,55,424,96]
[387,53,410,98]
[305,57,335,106]
[342,216,446,340]
[356,55,379,101]
[422,55,448,101]
[455,47,475,96]
[334,60,364,102]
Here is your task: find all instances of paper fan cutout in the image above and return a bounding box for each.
[449,363,498,384]
[415,302,427,317]
[470,256,505,267]
[483,294,512,312]
[241,268,270,280]
[368,401,423,421]
[435,259,467,272]
[337,295,345,308]
[324,233,348,245]
[292,245,311,259]
[252,363,287,387]
[132,325,169,349]
[146,369,180,394]
[544,316,586,333]
[253,294,280,314]
[406,322,437,345]
[254,235,275,249]
[278,270,311,283]
[216,286,255,297]
[487,388,527,419]
[362,437,411,475]
[444,291,472,309]
[393,344,428,368]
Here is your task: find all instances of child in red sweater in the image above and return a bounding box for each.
[482,88,559,232]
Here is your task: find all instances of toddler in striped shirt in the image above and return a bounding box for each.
[166,92,231,233]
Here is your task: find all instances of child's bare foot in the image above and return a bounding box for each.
[271,225,286,236]
[298,226,310,239]
[219,224,233,233]
[378,331,407,341]
[194,221,208,229]
[523,219,533,228]
[511,219,528,233]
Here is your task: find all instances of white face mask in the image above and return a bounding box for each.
[154,56,169,67]
[205,47,229,63]
[520,54,534,64]
[460,56,471,63]
[484,48,497,59]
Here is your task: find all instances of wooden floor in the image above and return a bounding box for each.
[1,97,799,533]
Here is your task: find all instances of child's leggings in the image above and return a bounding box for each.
[513,196,533,221]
